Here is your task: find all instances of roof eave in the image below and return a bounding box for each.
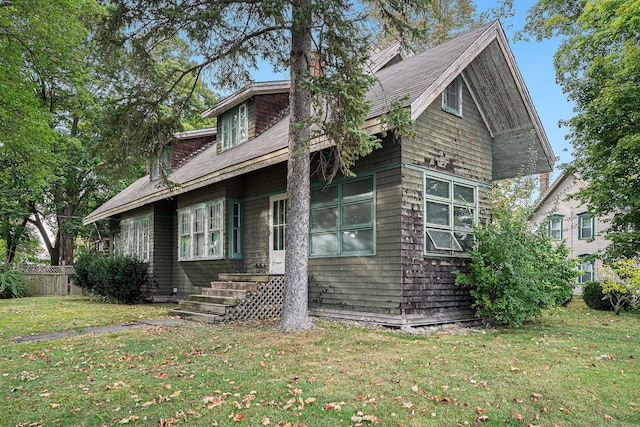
[201,80,291,119]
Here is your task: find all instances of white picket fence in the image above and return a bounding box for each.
[18,264,85,297]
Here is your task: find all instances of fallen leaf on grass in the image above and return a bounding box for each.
[510,411,523,422]
[559,406,571,415]
[232,413,244,422]
[261,418,270,425]
[50,403,61,408]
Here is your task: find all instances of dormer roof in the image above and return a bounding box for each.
[200,80,290,119]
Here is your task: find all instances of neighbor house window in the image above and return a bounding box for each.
[424,173,478,253]
[578,213,594,240]
[220,102,248,151]
[310,176,375,256]
[578,255,594,283]
[150,148,171,181]
[178,199,225,260]
[442,75,462,116]
[121,217,150,262]
[548,215,563,240]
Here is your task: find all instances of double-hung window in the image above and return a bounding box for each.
[578,256,594,284]
[424,173,477,253]
[578,213,594,240]
[442,75,462,116]
[178,199,225,260]
[548,215,563,240]
[120,217,150,262]
[310,176,375,256]
[220,102,248,151]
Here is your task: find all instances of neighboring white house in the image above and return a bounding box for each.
[529,172,610,293]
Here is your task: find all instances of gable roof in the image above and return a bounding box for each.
[368,21,553,180]
[531,172,587,214]
[85,21,554,225]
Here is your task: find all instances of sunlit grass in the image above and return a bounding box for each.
[0,297,638,426]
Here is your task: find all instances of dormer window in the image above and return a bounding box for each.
[443,76,462,116]
[220,101,248,151]
[150,148,171,181]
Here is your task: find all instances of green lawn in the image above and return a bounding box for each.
[1,297,638,426]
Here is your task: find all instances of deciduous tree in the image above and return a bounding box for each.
[524,0,640,260]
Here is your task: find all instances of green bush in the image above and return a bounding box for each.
[455,206,578,327]
[0,262,28,298]
[582,281,613,311]
[72,254,147,303]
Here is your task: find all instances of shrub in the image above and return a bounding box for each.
[72,254,147,303]
[582,281,613,311]
[455,206,578,327]
[599,259,640,315]
[0,262,28,298]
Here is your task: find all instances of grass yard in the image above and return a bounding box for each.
[1,297,638,426]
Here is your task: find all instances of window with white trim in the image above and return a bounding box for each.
[220,102,248,151]
[120,217,150,262]
[424,173,477,253]
[578,256,594,283]
[150,148,171,181]
[178,199,225,260]
[578,213,594,240]
[548,215,563,240]
[310,176,375,256]
[442,76,462,116]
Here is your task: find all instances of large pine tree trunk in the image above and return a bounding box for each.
[278,0,314,331]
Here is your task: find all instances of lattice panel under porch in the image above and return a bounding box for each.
[222,275,284,321]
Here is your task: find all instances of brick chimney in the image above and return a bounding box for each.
[539,172,550,195]
[310,51,326,77]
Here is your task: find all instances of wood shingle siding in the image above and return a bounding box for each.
[309,143,403,316]
[397,81,492,322]
[149,200,175,296]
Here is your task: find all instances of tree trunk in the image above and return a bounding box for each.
[277,0,314,332]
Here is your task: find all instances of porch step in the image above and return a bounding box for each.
[202,288,248,299]
[169,308,223,324]
[177,300,228,315]
[209,281,259,292]
[218,273,269,283]
[188,294,239,306]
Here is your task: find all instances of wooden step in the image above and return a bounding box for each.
[210,281,259,291]
[202,288,248,298]
[170,308,222,324]
[177,300,227,315]
[188,294,238,306]
[218,273,269,283]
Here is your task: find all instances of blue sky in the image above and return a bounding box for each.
[249,1,574,180]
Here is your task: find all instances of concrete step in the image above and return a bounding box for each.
[202,287,248,298]
[177,300,227,315]
[218,273,269,283]
[170,308,223,324]
[210,281,259,292]
[188,294,238,306]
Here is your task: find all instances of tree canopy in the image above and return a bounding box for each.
[524,0,640,260]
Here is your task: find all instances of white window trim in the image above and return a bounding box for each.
[424,172,478,255]
[221,102,248,151]
[578,213,594,240]
[442,75,462,117]
[120,217,150,262]
[178,199,225,261]
[549,216,563,241]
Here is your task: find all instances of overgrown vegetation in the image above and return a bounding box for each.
[72,253,148,303]
[1,297,638,426]
[0,262,28,298]
[456,206,577,326]
[600,259,640,315]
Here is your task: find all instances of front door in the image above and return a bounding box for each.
[269,194,287,274]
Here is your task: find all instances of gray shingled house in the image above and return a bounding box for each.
[84,21,554,326]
